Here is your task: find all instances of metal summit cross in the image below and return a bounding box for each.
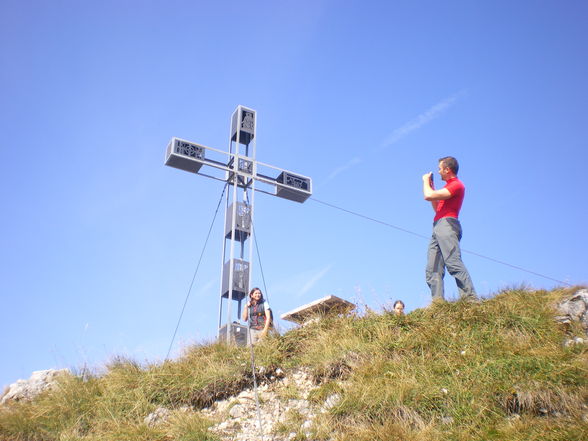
[164,106,312,345]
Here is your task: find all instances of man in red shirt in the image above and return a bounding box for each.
[422,156,477,301]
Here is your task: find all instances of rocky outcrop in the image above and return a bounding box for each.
[1,369,70,405]
[202,368,332,441]
[556,288,588,334]
[145,368,340,441]
[144,405,193,427]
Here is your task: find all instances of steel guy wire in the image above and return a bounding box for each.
[309,197,572,287]
[243,189,269,439]
[251,221,270,303]
[165,182,229,361]
[247,323,266,441]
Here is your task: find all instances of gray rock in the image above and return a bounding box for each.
[238,390,255,400]
[564,336,586,347]
[323,393,341,410]
[206,367,323,441]
[144,407,171,427]
[229,404,245,418]
[1,369,70,405]
[556,289,588,334]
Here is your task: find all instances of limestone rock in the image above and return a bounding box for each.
[1,369,70,405]
[144,407,171,427]
[441,416,454,425]
[229,404,245,418]
[556,289,588,334]
[205,368,325,441]
[564,336,586,347]
[323,393,340,411]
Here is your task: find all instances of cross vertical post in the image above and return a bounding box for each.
[218,106,257,344]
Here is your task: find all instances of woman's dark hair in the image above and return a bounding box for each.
[249,287,264,303]
[393,300,405,309]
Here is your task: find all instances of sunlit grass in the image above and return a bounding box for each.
[0,286,586,440]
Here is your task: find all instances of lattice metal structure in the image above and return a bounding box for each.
[164,105,312,344]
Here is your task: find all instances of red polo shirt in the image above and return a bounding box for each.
[434,177,465,222]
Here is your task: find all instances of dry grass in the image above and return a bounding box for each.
[502,383,587,417]
[0,286,586,441]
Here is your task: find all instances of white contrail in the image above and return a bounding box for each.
[379,90,466,150]
[197,278,215,294]
[300,264,334,296]
[327,157,362,181]
[316,91,465,185]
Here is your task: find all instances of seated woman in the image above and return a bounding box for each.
[393,300,405,316]
[242,287,272,345]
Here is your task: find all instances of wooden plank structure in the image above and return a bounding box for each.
[280,295,356,325]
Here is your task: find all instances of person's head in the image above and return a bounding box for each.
[393,300,405,316]
[438,156,459,181]
[249,287,263,304]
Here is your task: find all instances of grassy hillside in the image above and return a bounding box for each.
[1,287,587,441]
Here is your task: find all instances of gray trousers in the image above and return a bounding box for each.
[426,217,476,300]
[247,328,264,346]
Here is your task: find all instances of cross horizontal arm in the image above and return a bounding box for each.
[165,137,312,203]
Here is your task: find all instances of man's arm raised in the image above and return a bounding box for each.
[422,172,452,211]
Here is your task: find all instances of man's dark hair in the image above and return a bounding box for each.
[439,156,459,175]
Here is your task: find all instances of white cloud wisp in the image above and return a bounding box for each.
[379,90,465,150]
[299,264,334,296]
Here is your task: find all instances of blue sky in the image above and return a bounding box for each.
[1,0,587,389]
